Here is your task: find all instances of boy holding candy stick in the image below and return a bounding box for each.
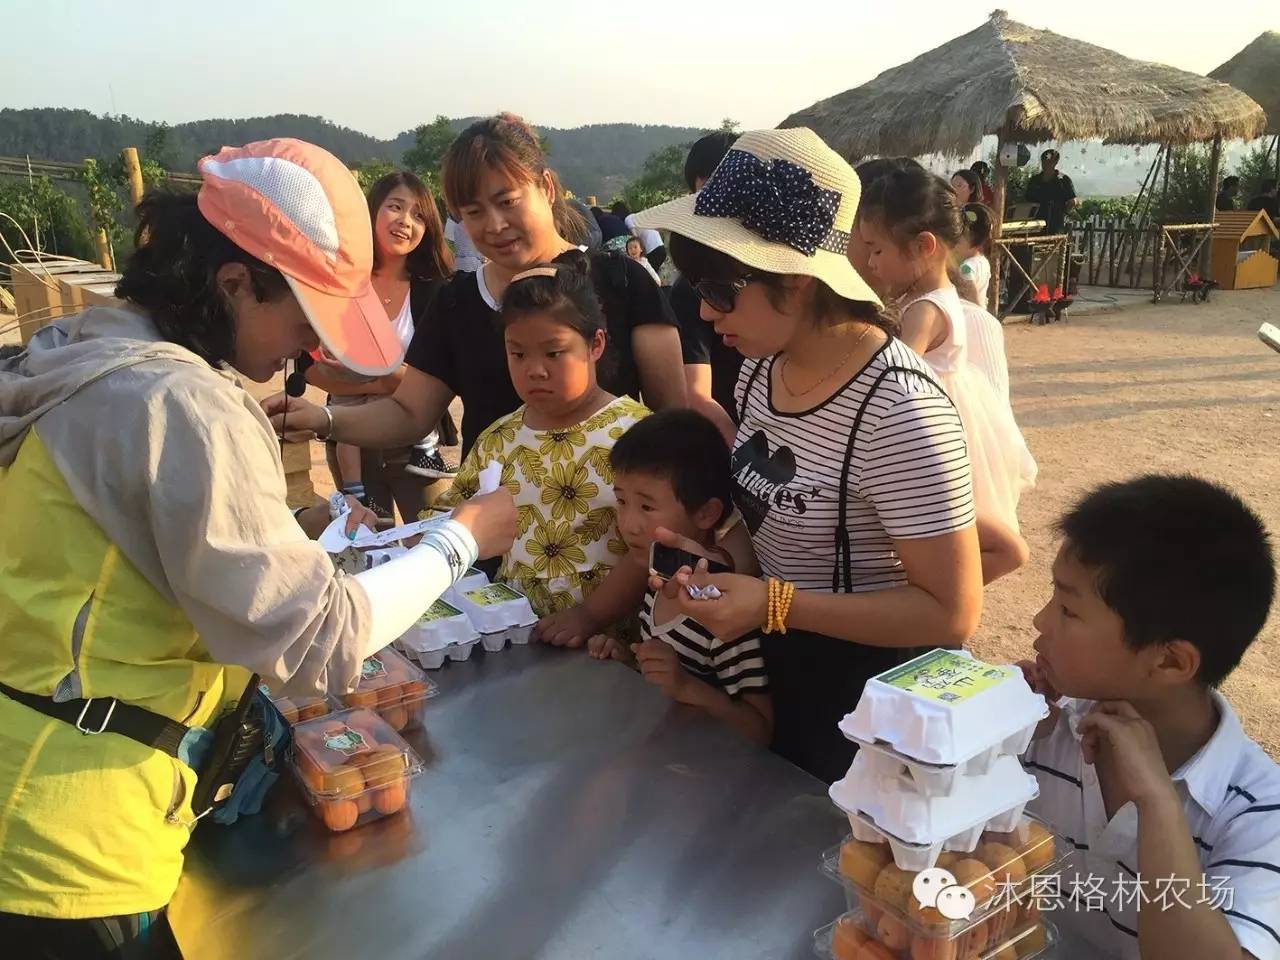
[1018,474,1280,959]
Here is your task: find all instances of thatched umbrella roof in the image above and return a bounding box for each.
[1210,32,1280,135]
[780,10,1266,160]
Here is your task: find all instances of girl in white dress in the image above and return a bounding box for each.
[859,167,1037,583]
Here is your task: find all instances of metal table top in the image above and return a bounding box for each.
[170,643,849,960]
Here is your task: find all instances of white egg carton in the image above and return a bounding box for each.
[444,567,492,606]
[452,582,537,643]
[839,648,1048,769]
[447,637,480,662]
[481,631,508,653]
[397,598,479,669]
[832,750,1038,848]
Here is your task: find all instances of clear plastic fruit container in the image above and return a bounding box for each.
[840,649,1048,769]
[291,708,423,833]
[258,679,336,726]
[820,816,1065,947]
[338,647,438,732]
[830,751,1039,848]
[814,910,1056,960]
[398,598,479,669]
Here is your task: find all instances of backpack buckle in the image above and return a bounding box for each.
[75,697,118,735]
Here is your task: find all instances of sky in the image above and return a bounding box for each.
[3,0,1276,138]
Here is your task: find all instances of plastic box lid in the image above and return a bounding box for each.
[291,708,423,804]
[339,647,438,712]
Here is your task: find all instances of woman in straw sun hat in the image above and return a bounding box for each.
[0,138,515,956]
[637,127,982,782]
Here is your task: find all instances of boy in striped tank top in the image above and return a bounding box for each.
[588,411,772,745]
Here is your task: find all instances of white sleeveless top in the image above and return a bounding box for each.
[899,285,1036,529]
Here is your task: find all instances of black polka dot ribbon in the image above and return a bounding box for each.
[694,149,847,257]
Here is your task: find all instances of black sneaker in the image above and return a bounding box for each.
[405,446,457,480]
[359,492,394,523]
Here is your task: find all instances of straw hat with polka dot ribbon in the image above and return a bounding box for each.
[634,127,880,307]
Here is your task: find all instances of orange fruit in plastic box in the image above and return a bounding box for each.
[831,916,868,960]
[373,779,407,815]
[344,689,380,710]
[358,745,409,789]
[840,839,893,891]
[950,858,997,909]
[856,940,897,960]
[872,862,916,912]
[320,763,365,800]
[273,697,300,725]
[320,799,359,832]
[907,900,951,934]
[973,843,1027,887]
[957,918,989,958]
[875,913,910,951]
[909,933,958,960]
[380,705,409,731]
[297,699,329,721]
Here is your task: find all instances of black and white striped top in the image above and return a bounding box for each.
[640,590,769,697]
[732,338,975,593]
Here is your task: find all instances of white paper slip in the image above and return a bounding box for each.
[318,515,377,554]
[477,461,502,494]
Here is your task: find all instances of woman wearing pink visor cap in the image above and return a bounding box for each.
[0,138,514,957]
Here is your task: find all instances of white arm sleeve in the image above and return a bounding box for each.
[352,518,478,658]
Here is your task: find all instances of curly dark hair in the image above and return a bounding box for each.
[114,192,289,366]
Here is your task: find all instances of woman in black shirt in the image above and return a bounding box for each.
[267,114,685,456]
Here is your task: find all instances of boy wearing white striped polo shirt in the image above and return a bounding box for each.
[1019,475,1279,959]
[589,410,772,745]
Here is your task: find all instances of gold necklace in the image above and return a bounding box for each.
[780,324,872,396]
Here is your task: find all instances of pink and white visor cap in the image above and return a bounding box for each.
[197,138,401,376]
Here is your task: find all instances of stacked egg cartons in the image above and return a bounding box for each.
[397,567,540,668]
[815,649,1065,960]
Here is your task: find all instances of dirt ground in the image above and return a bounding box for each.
[4,288,1278,756]
[975,287,1280,758]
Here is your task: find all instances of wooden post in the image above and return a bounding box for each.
[989,134,1007,315]
[94,228,114,271]
[1201,134,1223,277]
[121,146,145,206]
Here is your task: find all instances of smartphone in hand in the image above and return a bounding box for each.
[649,542,732,580]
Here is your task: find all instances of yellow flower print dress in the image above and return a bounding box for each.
[436,396,649,616]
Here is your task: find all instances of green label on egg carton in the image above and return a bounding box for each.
[465,583,522,606]
[879,650,1010,706]
[421,599,464,622]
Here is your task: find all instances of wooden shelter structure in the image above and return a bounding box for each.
[1209,209,1279,289]
[1210,32,1280,183]
[781,10,1266,313]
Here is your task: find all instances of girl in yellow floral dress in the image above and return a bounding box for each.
[437,259,649,615]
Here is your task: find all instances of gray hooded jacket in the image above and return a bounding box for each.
[0,304,370,695]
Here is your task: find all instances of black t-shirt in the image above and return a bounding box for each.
[670,277,744,423]
[593,211,630,242]
[404,249,675,455]
[1025,172,1076,235]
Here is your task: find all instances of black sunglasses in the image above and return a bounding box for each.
[692,274,755,313]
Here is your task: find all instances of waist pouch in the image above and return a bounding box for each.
[0,674,290,826]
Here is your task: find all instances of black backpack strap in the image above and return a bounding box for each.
[736,356,769,424]
[0,680,190,758]
[833,362,953,594]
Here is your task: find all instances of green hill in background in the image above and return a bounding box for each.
[0,108,705,201]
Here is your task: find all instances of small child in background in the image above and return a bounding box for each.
[859,166,1036,583]
[625,237,662,286]
[1019,475,1279,960]
[956,202,994,307]
[590,410,771,745]
[436,259,648,615]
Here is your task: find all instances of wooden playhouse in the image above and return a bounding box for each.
[1209,209,1279,289]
